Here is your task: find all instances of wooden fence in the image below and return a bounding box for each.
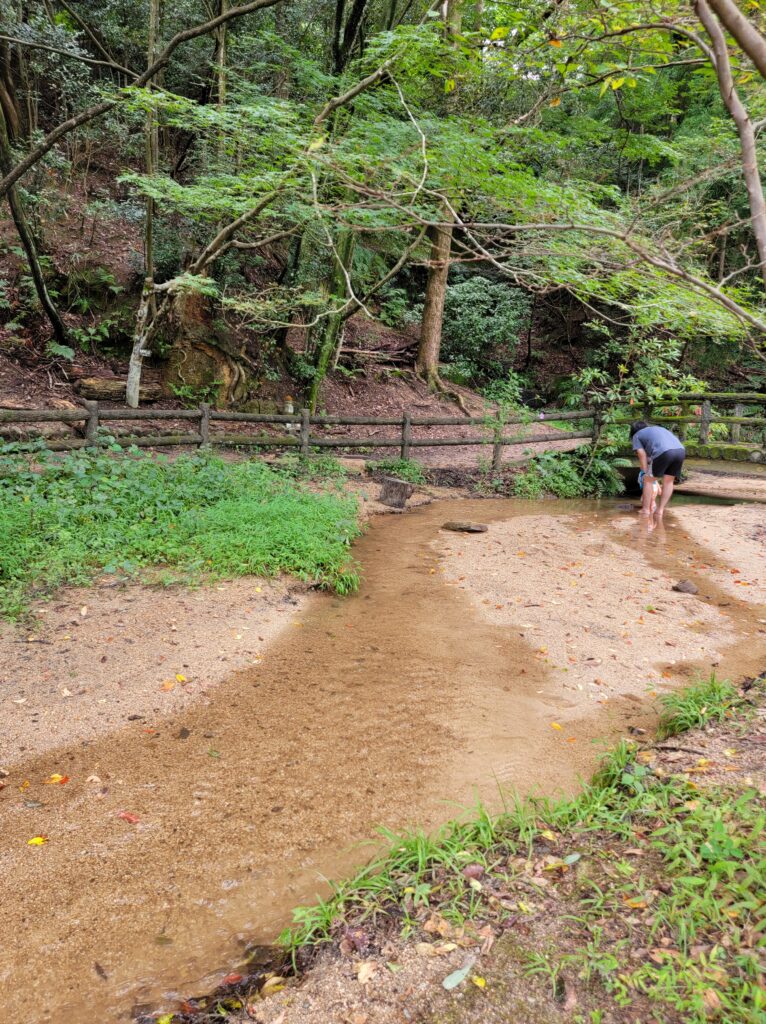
[1,392,764,466]
[0,400,595,470]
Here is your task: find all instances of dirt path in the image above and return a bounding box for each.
[0,500,764,1024]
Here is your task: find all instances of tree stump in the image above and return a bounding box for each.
[379,476,414,508]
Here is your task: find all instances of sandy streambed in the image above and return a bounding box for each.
[0,498,764,1024]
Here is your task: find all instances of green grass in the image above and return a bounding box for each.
[367,457,427,485]
[0,443,361,619]
[656,674,741,739]
[278,678,766,1023]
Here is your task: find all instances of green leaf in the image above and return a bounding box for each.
[490,26,510,41]
[443,961,475,990]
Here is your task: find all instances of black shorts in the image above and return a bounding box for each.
[651,448,685,482]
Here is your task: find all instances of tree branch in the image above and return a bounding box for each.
[0,0,286,200]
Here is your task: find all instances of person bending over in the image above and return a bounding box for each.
[630,420,685,519]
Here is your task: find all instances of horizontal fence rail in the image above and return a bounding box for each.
[1,393,764,465]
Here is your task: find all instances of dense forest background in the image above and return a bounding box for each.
[2,0,766,413]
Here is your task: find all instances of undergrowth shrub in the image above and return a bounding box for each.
[0,444,361,618]
[440,276,531,382]
[513,449,624,499]
[367,458,427,485]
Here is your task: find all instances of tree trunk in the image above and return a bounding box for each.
[416,221,451,386]
[0,40,21,141]
[707,0,766,81]
[0,106,69,347]
[696,0,766,291]
[308,226,355,412]
[128,0,161,408]
[216,0,228,158]
[415,0,461,387]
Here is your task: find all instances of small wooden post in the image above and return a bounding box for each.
[492,424,503,473]
[300,408,310,456]
[591,409,602,446]
[400,410,412,460]
[83,399,99,446]
[730,403,743,443]
[199,403,211,449]
[678,403,689,443]
[699,400,712,444]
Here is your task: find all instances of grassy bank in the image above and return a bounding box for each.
[0,444,361,619]
[174,676,765,1024]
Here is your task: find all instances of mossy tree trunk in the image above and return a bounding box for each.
[308,226,355,413]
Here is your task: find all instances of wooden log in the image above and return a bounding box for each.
[379,476,414,508]
[0,407,87,423]
[76,377,162,402]
[99,407,200,420]
[308,437,403,448]
[10,433,202,452]
[210,410,295,423]
[213,434,299,447]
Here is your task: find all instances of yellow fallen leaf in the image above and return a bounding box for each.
[551,722,562,731]
[42,773,69,785]
[27,835,48,845]
[255,587,263,593]
[260,975,286,997]
[357,961,377,984]
[175,674,187,683]
[540,829,557,842]
[471,976,486,989]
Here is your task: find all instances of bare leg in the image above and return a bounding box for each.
[655,475,675,518]
[640,474,656,515]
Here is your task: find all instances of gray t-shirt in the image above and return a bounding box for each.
[631,425,685,460]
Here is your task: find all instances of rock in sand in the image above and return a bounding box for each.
[442,521,488,533]
[672,579,699,595]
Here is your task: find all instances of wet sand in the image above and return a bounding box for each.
[0,499,764,1024]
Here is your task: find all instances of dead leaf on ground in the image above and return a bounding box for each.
[117,810,140,824]
[42,773,69,785]
[356,961,376,984]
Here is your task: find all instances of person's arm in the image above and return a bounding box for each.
[635,446,648,472]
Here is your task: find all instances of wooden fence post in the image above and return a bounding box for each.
[199,403,211,449]
[591,408,602,446]
[83,399,99,446]
[400,410,412,460]
[699,400,712,444]
[678,402,689,443]
[492,424,503,473]
[730,403,743,443]
[300,408,310,456]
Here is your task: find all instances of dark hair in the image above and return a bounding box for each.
[630,420,648,438]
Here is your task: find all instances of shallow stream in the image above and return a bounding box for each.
[1,497,763,1023]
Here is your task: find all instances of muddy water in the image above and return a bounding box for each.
[0,499,763,1024]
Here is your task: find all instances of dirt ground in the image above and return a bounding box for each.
[437,504,766,716]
